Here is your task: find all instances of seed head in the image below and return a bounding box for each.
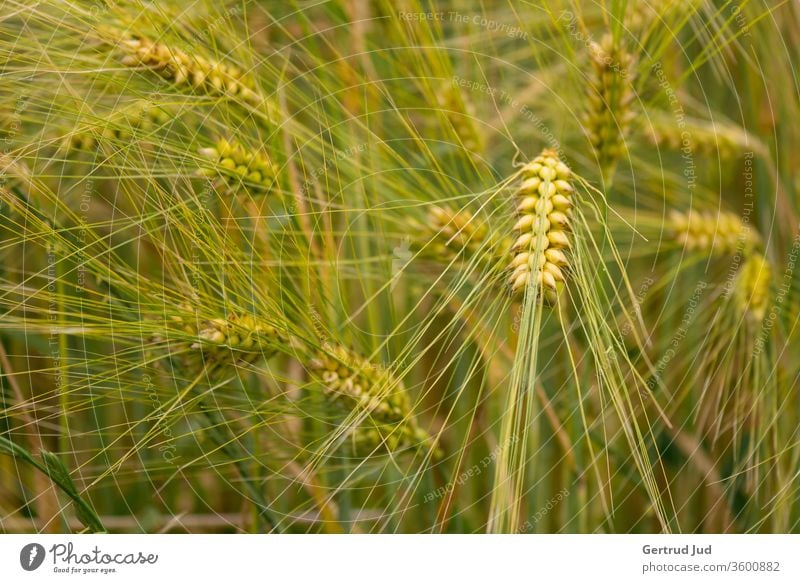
[161,307,286,369]
[645,113,759,159]
[669,210,760,256]
[584,34,636,178]
[308,345,434,454]
[412,206,509,271]
[436,85,484,156]
[735,253,771,323]
[63,101,172,152]
[192,313,284,354]
[508,149,573,302]
[199,138,277,194]
[116,34,262,105]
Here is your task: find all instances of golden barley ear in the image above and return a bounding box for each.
[508,148,573,304]
[107,29,267,107]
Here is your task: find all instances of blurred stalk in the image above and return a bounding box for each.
[0,342,64,532]
[55,238,70,459]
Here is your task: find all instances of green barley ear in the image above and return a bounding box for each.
[735,253,772,323]
[669,210,760,256]
[583,34,636,184]
[436,83,485,157]
[65,132,97,152]
[199,138,278,194]
[63,100,172,153]
[625,2,659,34]
[159,306,287,371]
[0,437,105,533]
[491,147,670,533]
[193,313,285,354]
[508,148,572,303]
[308,345,436,456]
[644,111,765,159]
[412,205,509,272]
[693,250,779,496]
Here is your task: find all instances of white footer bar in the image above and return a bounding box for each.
[1,534,797,582]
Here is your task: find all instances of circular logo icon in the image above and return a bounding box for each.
[19,543,46,571]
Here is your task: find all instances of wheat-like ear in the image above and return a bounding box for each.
[62,101,172,152]
[491,147,672,533]
[583,34,636,183]
[199,138,278,195]
[411,205,509,272]
[668,209,761,256]
[644,111,766,159]
[735,253,772,323]
[625,1,659,33]
[156,306,288,372]
[308,344,435,455]
[508,148,573,303]
[436,83,484,157]
[113,32,263,104]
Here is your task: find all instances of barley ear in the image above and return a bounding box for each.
[199,138,278,195]
[668,210,760,256]
[735,253,772,324]
[583,34,636,184]
[508,148,573,304]
[308,345,436,456]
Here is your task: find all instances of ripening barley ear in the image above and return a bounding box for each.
[308,344,437,457]
[735,253,772,324]
[668,209,761,257]
[490,147,670,533]
[624,0,701,37]
[62,100,173,153]
[643,111,766,159]
[157,305,289,373]
[508,149,573,304]
[199,138,279,195]
[583,34,636,184]
[435,84,485,159]
[111,30,263,105]
[624,1,659,34]
[411,205,510,274]
[691,250,779,503]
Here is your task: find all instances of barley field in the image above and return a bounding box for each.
[1,0,799,534]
